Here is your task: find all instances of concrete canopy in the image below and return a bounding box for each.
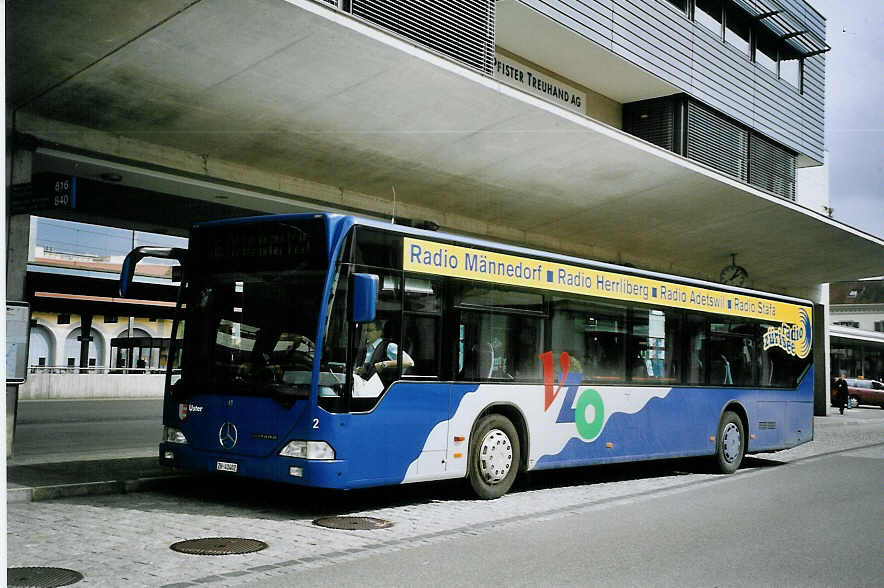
[7,0,884,295]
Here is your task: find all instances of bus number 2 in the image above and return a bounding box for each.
[312,418,319,429]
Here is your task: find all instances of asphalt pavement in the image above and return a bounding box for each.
[9,398,162,466]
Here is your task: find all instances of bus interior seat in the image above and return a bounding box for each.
[478,343,494,379]
[459,343,494,380]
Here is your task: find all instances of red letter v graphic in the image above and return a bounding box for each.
[540,351,570,411]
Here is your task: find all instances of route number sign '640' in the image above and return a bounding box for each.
[10,173,77,215]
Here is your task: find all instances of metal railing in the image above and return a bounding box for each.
[28,365,180,376]
[322,0,496,75]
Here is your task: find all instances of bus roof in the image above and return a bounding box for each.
[194,212,814,308]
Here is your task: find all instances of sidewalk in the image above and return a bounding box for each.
[6,456,190,503]
[5,409,883,504]
[814,408,884,427]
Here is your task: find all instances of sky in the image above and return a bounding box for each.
[811,0,884,239]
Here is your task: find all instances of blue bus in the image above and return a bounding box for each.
[122,213,814,499]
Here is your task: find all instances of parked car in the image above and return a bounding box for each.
[844,378,884,408]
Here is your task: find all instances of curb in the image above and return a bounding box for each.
[815,417,880,427]
[6,474,191,504]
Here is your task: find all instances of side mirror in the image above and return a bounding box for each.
[120,246,188,297]
[350,273,378,323]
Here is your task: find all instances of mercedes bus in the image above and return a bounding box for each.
[121,213,814,499]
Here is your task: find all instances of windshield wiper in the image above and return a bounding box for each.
[265,381,309,409]
[268,382,309,400]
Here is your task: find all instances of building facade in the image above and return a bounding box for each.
[28,311,174,373]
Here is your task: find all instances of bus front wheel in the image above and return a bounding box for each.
[714,411,745,474]
[468,414,520,499]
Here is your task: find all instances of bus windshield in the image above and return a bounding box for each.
[181,270,334,400]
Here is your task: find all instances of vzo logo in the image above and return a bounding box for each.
[539,351,605,441]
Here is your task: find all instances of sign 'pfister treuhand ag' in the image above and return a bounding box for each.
[494,53,586,114]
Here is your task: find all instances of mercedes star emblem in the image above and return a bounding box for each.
[219,421,238,449]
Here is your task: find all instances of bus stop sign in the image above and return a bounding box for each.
[6,301,31,384]
[9,173,77,215]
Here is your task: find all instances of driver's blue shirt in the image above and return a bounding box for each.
[364,338,398,364]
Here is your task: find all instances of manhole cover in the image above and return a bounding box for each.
[313,516,394,530]
[7,567,83,587]
[170,537,268,555]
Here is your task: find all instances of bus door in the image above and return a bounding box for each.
[344,273,450,484]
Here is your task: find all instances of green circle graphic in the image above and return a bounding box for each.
[575,388,605,440]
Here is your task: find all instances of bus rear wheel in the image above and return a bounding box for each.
[468,414,520,499]
[714,411,745,474]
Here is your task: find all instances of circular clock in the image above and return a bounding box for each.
[720,254,748,286]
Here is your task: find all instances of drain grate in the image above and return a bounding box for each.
[170,537,268,556]
[7,567,83,587]
[313,516,394,530]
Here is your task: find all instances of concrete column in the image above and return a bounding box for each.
[5,386,17,458]
[812,284,831,416]
[6,148,33,457]
[78,313,94,371]
[6,214,30,299]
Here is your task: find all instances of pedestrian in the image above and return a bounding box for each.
[833,374,849,415]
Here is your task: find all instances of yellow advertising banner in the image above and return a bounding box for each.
[403,237,812,358]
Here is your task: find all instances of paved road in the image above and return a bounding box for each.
[255,445,883,587]
[15,398,163,425]
[10,399,163,464]
[6,409,883,587]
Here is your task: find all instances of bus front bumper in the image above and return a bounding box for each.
[159,442,349,489]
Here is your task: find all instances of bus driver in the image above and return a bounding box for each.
[357,319,414,382]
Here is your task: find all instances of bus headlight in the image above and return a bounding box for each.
[163,426,188,444]
[279,440,335,460]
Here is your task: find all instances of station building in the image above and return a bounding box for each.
[6,0,884,420]
[829,280,884,383]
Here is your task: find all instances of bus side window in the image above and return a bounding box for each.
[550,296,626,384]
[686,314,707,385]
[512,314,544,380]
[457,311,504,381]
[455,310,543,382]
[709,321,757,386]
[453,283,546,382]
[629,308,682,384]
[404,277,442,377]
[403,315,440,376]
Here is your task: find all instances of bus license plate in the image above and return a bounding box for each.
[216,461,238,473]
